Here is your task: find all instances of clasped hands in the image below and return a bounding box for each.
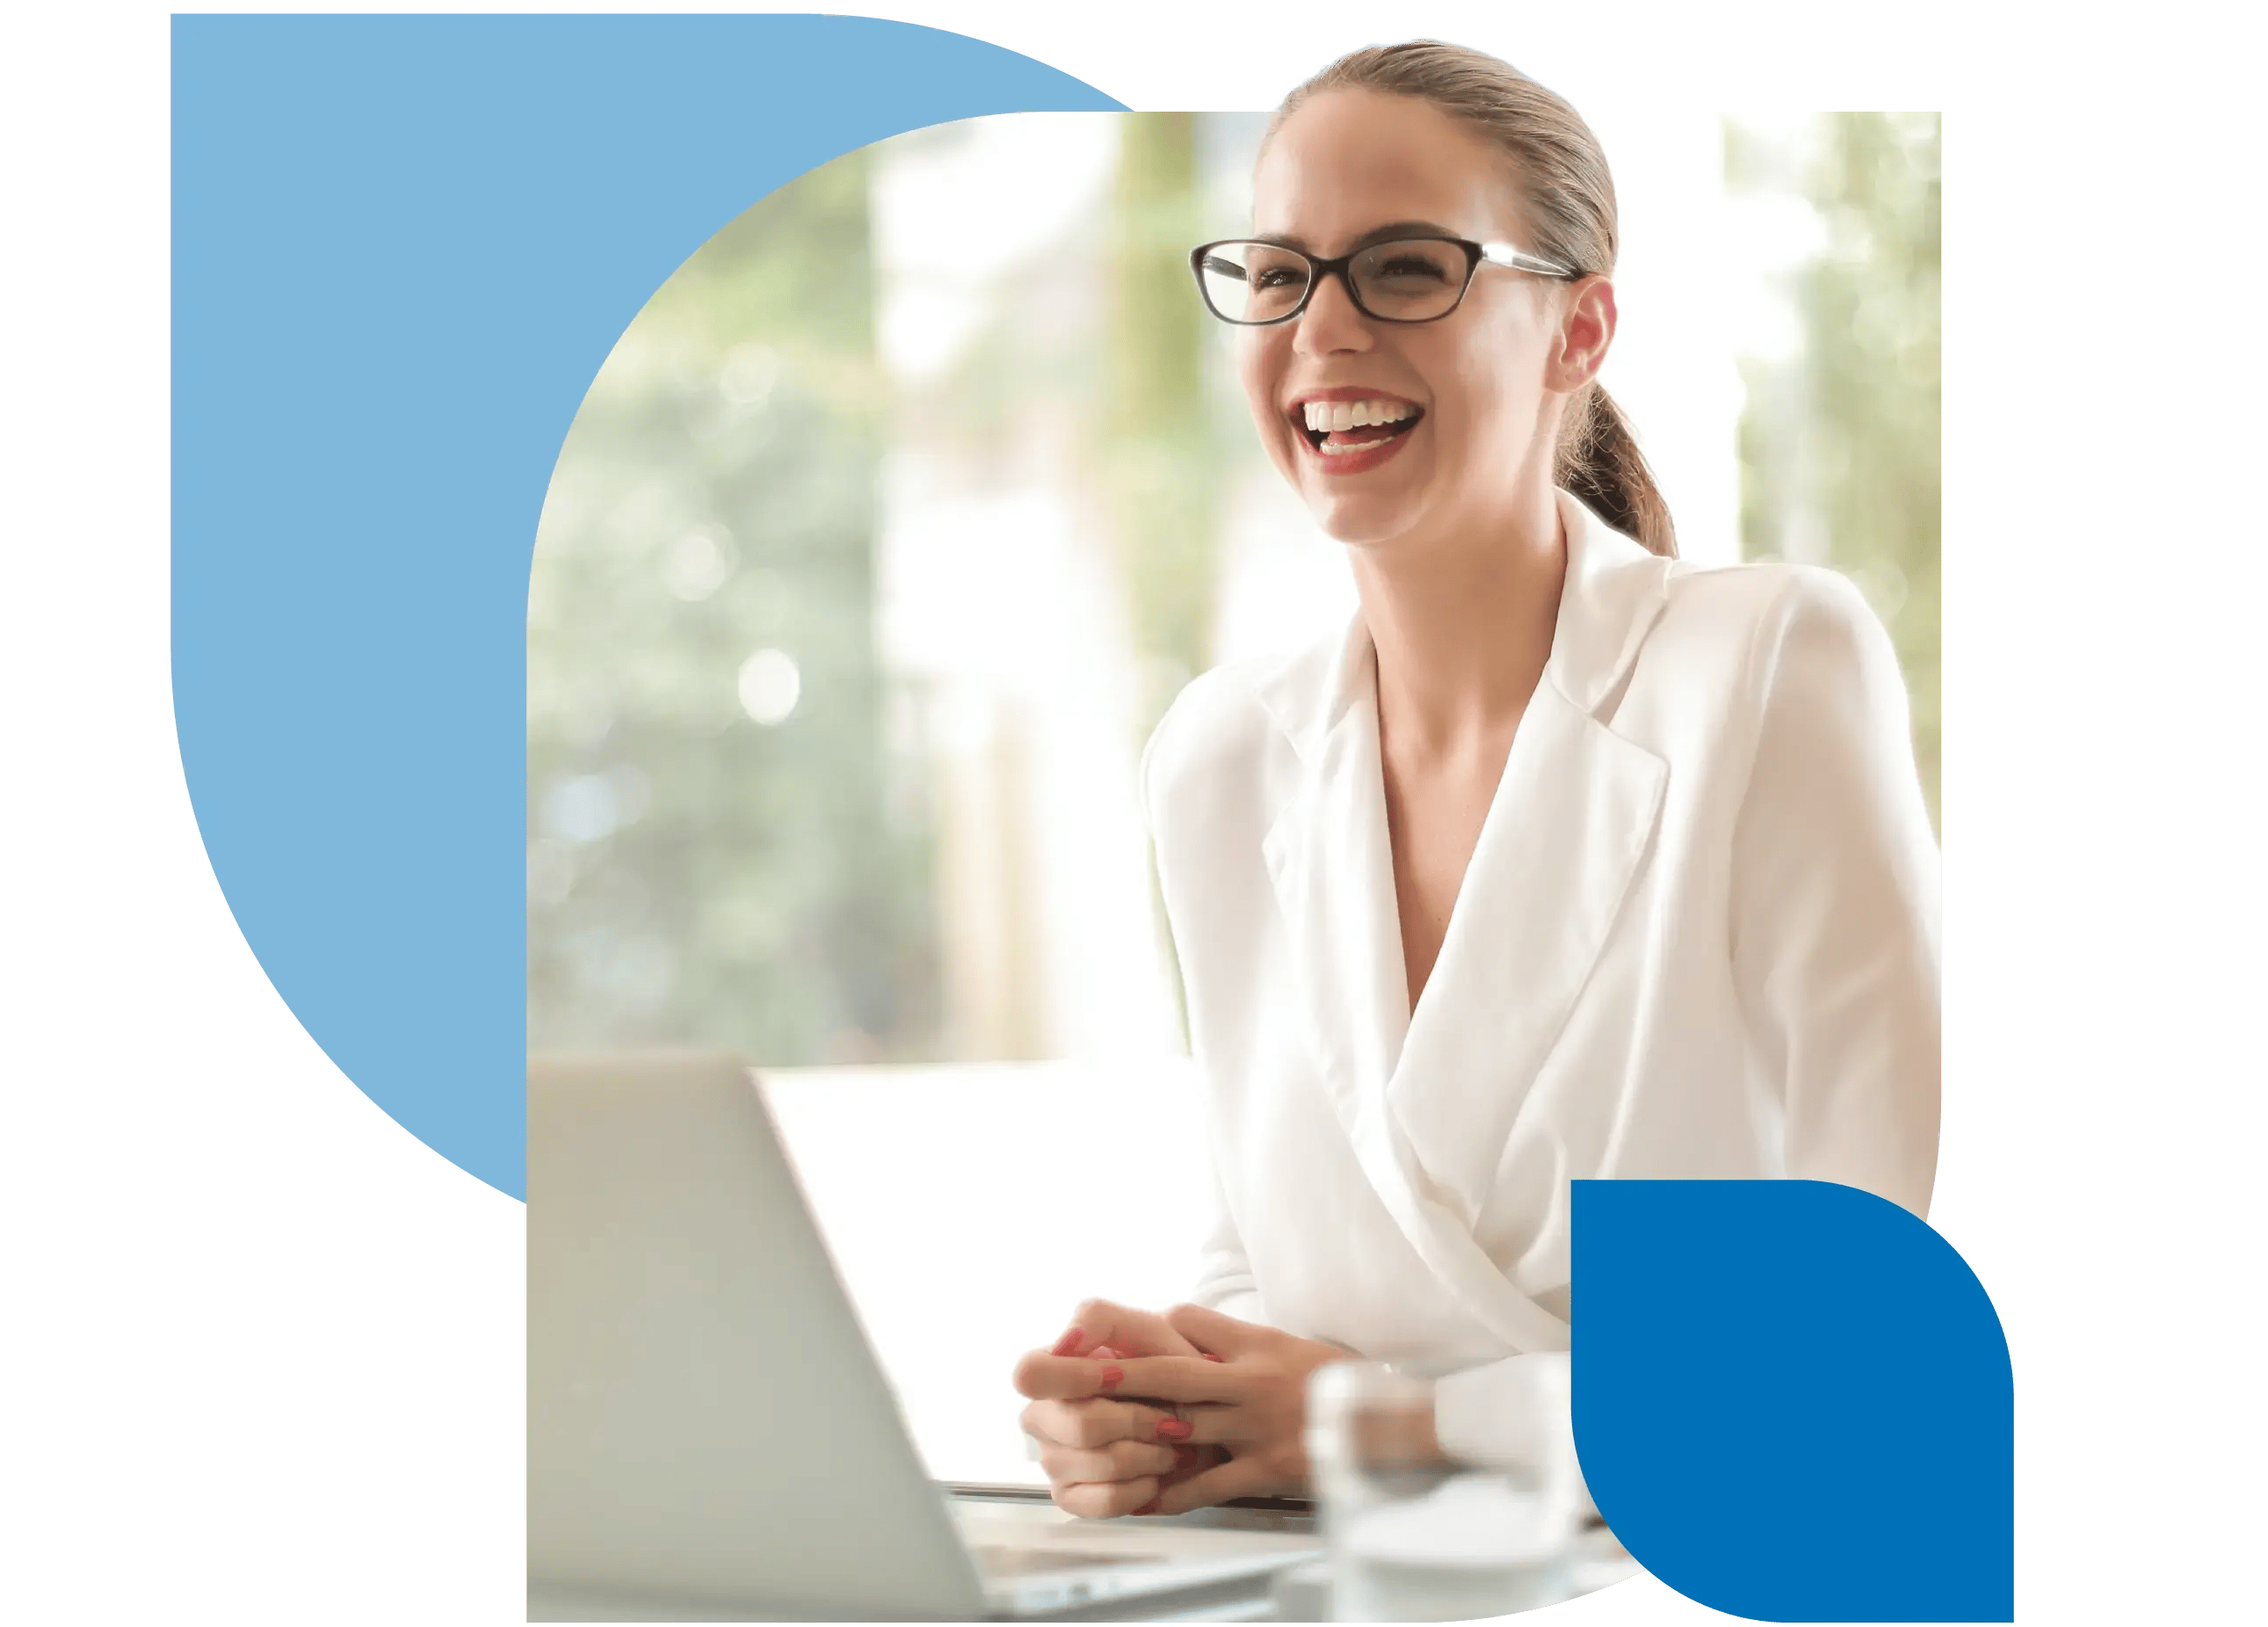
[1011,1299,1349,1519]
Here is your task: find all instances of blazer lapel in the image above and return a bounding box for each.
[1259,625,1409,1173]
[1252,490,1677,1353]
[1386,681,1667,1217]
[1263,672,1566,1347]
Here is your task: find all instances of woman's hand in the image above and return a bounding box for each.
[1013,1300,1228,1519]
[1137,1304,1351,1512]
[1022,1303,1353,1515]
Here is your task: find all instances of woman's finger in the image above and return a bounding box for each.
[1020,1396,1180,1449]
[1012,1350,1112,1400]
[1158,1402,1245,1448]
[1157,1442,1228,1493]
[1155,1452,1274,1516]
[1051,1299,1204,1361]
[1037,1438,1178,1485]
[1014,1350,1164,1402]
[1162,1302,1266,1359]
[1052,1474,1161,1521]
[1095,1355,1247,1405]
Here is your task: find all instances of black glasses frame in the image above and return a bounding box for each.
[1188,235,1577,327]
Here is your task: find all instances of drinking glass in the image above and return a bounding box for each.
[1306,1358,1580,1621]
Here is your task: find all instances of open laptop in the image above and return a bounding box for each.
[528,1050,1322,1621]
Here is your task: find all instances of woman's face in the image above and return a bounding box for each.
[1239,88,1576,551]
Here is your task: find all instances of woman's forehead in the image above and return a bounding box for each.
[1253,91,1519,247]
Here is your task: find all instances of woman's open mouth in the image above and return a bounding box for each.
[1293,396,1424,476]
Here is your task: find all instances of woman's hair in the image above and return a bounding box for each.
[1266,41,1677,558]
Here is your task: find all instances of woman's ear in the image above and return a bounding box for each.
[1546,274,1618,394]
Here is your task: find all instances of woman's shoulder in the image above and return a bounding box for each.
[1139,628,1340,832]
[1612,559,1917,781]
[1649,557,1896,690]
[1661,556,1876,626]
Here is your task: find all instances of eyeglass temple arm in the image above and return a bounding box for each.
[1480,242,1576,279]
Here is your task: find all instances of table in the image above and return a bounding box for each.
[528,1491,1312,1623]
[534,1493,1637,1622]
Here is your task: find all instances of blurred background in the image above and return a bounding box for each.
[525,108,1939,1482]
[527,108,1941,1070]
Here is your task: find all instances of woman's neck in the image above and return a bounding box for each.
[1350,483,1567,763]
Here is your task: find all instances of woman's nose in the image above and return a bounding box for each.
[1293,270,1373,356]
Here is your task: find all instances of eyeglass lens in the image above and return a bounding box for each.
[1197,239,1472,323]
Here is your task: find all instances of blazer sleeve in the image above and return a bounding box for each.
[1728,569,1942,1217]
[1442,575,1935,1490]
[1190,1160,1266,1324]
[1139,693,1265,1326]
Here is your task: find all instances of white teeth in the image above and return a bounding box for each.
[1301,397,1417,432]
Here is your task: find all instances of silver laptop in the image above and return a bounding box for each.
[528,1050,1321,1621]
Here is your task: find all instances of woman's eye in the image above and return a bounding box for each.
[1252,267,1302,289]
[1373,256,1450,282]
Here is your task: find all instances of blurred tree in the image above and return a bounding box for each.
[1105,113,1226,737]
[527,149,942,1064]
[1100,113,1225,1051]
[1733,113,1941,831]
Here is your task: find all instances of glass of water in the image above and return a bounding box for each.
[1306,1358,1579,1622]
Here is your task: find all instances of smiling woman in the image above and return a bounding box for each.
[516,69,1933,1543]
[1013,40,1940,1523]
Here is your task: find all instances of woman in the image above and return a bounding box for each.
[1013,41,1939,1520]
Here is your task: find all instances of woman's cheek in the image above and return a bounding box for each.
[1253,407,1299,482]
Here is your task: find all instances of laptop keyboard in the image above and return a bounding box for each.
[970,1544,1170,1578]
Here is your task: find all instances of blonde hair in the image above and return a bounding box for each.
[1267,40,1677,557]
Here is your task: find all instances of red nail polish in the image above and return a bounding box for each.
[1098,1363,1124,1391]
[1156,1419,1193,1442]
[1051,1328,1084,1358]
[1203,1353,1225,1362]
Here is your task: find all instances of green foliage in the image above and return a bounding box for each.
[1100,113,1223,1055]
[1103,113,1228,737]
[1735,113,1942,830]
[527,149,941,1064]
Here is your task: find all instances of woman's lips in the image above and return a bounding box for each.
[1295,412,1420,476]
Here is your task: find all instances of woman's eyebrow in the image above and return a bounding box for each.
[1250,220,1462,252]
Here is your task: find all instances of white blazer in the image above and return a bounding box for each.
[1140,487,1940,1464]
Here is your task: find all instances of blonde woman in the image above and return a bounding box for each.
[1013,41,1938,1518]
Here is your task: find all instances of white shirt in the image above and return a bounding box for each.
[1140,487,1940,1465]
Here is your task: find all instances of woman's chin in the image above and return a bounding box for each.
[1289,450,1438,547]
[1301,489,1426,550]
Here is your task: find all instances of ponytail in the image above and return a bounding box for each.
[1556,382,1677,558]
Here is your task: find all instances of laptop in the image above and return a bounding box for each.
[527,1050,1322,1621]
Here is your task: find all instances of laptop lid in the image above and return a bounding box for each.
[527,1050,989,1620]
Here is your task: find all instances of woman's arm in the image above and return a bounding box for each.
[1728,568,1942,1216]
[1140,684,1271,1326]
[1385,575,1936,1501]
[1192,1159,1266,1325]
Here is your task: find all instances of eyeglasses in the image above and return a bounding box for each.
[1188,236,1576,326]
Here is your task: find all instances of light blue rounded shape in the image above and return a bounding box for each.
[172,15,1124,1199]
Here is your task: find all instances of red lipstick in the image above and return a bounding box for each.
[1286,386,1424,477]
